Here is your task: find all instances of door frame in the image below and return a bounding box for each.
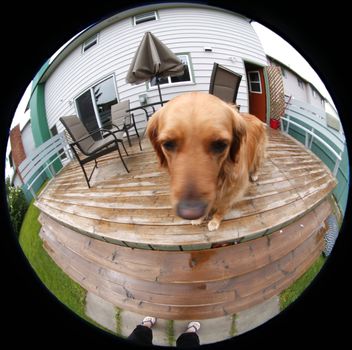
[73,73,119,129]
[244,61,270,124]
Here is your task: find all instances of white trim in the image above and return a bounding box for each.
[148,54,193,90]
[133,10,158,26]
[81,33,99,54]
[74,74,119,128]
[149,81,196,91]
[90,89,102,128]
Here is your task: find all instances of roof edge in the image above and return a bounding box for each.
[38,2,249,83]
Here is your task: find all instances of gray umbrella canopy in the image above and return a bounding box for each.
[126,32,184,104]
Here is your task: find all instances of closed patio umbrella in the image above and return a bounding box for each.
[126,32,184,106]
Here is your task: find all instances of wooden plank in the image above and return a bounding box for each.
[41,218,325,319]
[36,182,334,247]
[37,166,332,225]
[39,198,331,286]
[223,243,324,316]
[41,230,235,306]
[36,130,337,248]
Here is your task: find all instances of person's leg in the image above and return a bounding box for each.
[176,321,201,348]
[127,316,156,346]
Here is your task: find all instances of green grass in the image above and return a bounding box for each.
[115,307,123,336]
[230,314,237,337]
[167,320,175,346]
[18,185,121,336]
[280,255,326,310]
[18,186,87,321]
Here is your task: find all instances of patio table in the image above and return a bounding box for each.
[126,100,169,121]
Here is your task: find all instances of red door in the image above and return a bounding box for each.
[247,68,266,122]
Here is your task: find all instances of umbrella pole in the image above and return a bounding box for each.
[156,75,163,106]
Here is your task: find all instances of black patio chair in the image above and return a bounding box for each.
[209,63,242,109]
[107,100,143,151]
[60,115,129,188]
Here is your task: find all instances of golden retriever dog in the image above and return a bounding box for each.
[146,92,268,231]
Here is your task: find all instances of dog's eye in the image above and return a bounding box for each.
[210,140,228,154]
[162,140,177,151]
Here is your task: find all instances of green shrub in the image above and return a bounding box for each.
[6,177,28,236]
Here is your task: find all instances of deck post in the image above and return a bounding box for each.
[29,187,37,200]
[285,116,290,133]
[308,128,314,149]
[333,151,343,177]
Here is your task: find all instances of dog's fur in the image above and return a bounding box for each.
[146,92,268,231]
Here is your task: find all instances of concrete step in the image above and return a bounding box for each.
[85,291,280,346]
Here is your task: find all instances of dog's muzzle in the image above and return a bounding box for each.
[176,199,207,220]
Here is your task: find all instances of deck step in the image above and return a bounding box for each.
[36,130,336,321]
[39,198,331,320]
[38,198,331,283]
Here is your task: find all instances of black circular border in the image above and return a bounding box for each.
[1,1,350,348]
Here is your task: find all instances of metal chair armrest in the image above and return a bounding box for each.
[70,128,103,146]
[70,127,120,147]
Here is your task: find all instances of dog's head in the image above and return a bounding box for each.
[146,92,246,220]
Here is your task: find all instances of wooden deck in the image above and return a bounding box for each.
[36,129,337,250]
[39,198,332,319]
[36,129,337,320]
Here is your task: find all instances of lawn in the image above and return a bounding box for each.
[18,193,87,321]
[18,186,119,335]
[280,255,326,310]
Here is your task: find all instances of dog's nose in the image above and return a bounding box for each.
[177,200,207,220]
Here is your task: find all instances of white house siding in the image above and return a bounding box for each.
[44,6,267,133]
[282,68,309,103]
[21,122,36,157]
[306,84,325,110]
[282,67,325,111]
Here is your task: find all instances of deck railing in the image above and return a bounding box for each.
[281,97,348,214]
[281,115,343,176]
[18,132,72,199]
[281,97,345,176]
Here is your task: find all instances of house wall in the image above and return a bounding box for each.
[8,122,46,199]
[44,6,267,133]
[9,125,26,172]
[269,58,325,112]
[305,84,325,110]
[282,68,309,103]
[21,122,36,157]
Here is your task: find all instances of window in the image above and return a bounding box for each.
[312,88,317,98]
[8,151,13,168]
[297,77,304,89]
[75,76,118,139]
[50,124,58,136]
[281,67,286,78]
[149,54,193,88]
[247,71,262,93]
[82,34,98,53]
[134,11,158,25]
[92,77,118,127]
[50,125,67,160]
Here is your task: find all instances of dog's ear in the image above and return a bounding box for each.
[228,106,247,163]
[146,109,167,167]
